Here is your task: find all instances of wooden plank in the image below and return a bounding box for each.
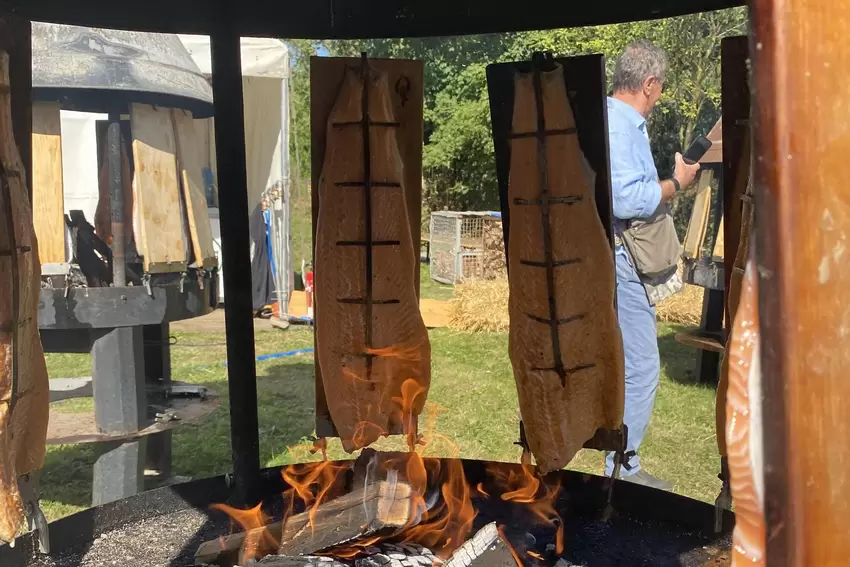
[720,36,750,327]
[750,0,850,562]
[0,47,50,544]
[674,330,725,354]
[682,169,714,260]
[310,57,424,438]
[130,103,187,273]
[172,108,217,269]
[31,101,65,264]
[712,216,725,259]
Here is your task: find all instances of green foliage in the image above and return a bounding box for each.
[286,8,748,223]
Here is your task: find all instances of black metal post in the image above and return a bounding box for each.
[90,325,147,505]
[144,323,173,482]
[107,111,125,286]
[210,29,261,507]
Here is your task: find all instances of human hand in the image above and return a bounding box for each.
[673,152,701,188]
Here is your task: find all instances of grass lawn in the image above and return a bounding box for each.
[41,320,720,523]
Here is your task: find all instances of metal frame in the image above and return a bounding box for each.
[0,462,733,564]
[2,0,744,39]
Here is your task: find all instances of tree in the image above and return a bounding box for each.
[287,7,748,229]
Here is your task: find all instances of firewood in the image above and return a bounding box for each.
[442,522,518,567]
[195,479,414,566]
[257,556,348,566]
[278,479,415,557]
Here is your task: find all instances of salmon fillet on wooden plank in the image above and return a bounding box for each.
[315,65,431,452]
[0,52,50,544]
[725,249,765,566]
[507,64,624,473]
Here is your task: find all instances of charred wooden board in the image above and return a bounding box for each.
[312,57,430,451]
[489,55,624,473]
[0,49,50,544]
[310,57,424,440]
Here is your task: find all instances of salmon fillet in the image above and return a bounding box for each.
[315,65,431,452]
[507,64,624,473]
[725,249,765,566]
[0,52,50,544]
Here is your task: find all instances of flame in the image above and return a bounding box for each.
[487,463,565,555]
[211,342,566,565]
[499,525,527,567]
[280,461,348,531]
[209,502,279,564]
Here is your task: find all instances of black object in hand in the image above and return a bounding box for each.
[682,135,713,165]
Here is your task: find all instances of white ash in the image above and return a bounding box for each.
[354,542,443,567]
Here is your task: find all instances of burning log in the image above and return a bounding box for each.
[195,479,415,566]
[278,479,415,557]
[258,557,349,566]
[441,522,518,567]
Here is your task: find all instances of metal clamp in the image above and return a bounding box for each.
[179,272,187,294]
[142,273,152,297]
[18,472,49,554]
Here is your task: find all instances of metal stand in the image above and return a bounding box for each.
[144,323,173,482]
[91,326,147,505]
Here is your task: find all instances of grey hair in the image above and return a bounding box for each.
[612,40,668,93]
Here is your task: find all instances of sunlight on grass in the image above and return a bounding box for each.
[40,323,719,522]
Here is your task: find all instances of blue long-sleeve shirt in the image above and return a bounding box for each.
[607,97,662,226]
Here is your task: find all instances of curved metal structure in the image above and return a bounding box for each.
[32,22,214,116]
[0,462,734,566]
[12,0,743,39]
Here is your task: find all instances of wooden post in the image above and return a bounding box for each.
[750,0,850,562]
[0,14,31,205]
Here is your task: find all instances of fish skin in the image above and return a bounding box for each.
[314,66,431,453]
[507,64,624,473]
[725,250,765,566]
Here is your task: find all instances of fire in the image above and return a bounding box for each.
[486,463,565,555]
[280,460,348,532]
[211,344,563,566]
[209,502,278,564]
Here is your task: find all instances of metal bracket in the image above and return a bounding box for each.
[151,382,208,400]
[40,262,70,276]
[142,273,152,297]
[18,472,49,554]
[715,456,732,532]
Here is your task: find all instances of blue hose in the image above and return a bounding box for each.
[196,347,315,370]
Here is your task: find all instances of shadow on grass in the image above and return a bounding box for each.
[658,324,704,387]
[40,362,317,515]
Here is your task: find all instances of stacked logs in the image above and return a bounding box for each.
[481,217,506,280]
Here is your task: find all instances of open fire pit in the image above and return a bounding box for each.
[4,454,732,567]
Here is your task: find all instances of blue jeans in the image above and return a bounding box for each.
[605,246,660,476]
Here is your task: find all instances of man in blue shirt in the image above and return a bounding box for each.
[605,40,700,489]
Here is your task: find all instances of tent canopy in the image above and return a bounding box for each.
[178,35,289,79]
[16,0,743,39]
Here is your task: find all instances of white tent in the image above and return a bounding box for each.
[178,35,292,309]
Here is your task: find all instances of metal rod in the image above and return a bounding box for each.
[359,52,375,381]
[532,54,568,386]
[210,29,261,508]
[107,111,125,287]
